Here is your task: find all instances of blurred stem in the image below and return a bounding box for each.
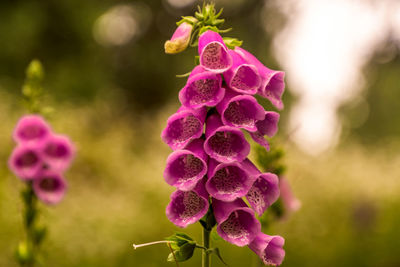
[22,183,38,267]
[202,228,211,267]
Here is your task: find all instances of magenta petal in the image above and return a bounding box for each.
[206,159,255,202]
[217,89,265,132]
[235,47,285,110]
[204,114,250,163]
[33,171,67,205]
[8,144,43,180]
[13,115,51,144]
[213,198,261,247]
[223,50,260,95]
[198,30,232,73]
[280,177,301,213]
[249,131,270,151]
[41,134,75,171]
[161,107,207,150]
[166,180,209,228]
[256,112,280,137]
[249,233,285,266]
[164,139,208,191]
[246,173,280,216]
[179,66,225,109]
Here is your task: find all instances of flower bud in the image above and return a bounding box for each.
[164,22,193,54]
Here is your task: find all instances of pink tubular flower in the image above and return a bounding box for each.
[32,171,67,205]
[179,65,225,109]
[41,134,75,171]
[216,89,265,132]
[164,22,193,54]
[166,179,209,228]
[213,198,261,247]
[238,159,280,216]
[235,47,285,110]
[249,112,280,151]
[198,30,232,73]
[13,115,51,144]
[204,114,250,163]
[8,144,43,180]
[249,233,285,266]
[223,50,261,95]
[161,106,207,150]
[164,139,208,191]
[206,159,255,202]
[279,177,301,213]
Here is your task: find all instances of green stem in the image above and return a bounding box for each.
[202,228,211,267]
[21,183,38,267]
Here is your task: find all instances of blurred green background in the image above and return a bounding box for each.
[1,0,400,266]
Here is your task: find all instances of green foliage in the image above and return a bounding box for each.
[165,233,197,263]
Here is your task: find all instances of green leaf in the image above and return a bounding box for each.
[33,225,47,245]
[208,248,228,266]
[167,242,196,262]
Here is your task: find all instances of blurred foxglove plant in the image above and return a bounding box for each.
[133,3,288,266]
[9,60,75,266]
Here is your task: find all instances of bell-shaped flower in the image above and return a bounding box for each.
[204,114,250,163]
[164,22,193,54]
[179,66,224,109]
[249,112,280,151]
[162,106,207,150]
[206,159,255,202]
[164,139,208,191]
[13,115,51,144]
[241,159,280,216]
[223,50,261,95]
[213,198,261,247]
[32,171,67,205]
[198,30,232,73]
[249,233,285,266]
[235,47,285,110]
[166,179,209,228]
[216,89,265,132]
[279,177,301,214]
[8,144,43,180]
[41,134,75,171]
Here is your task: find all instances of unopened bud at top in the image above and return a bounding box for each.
[165,22,193,54]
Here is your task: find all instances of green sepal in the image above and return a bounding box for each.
[165,232,195,250]
[199,26,219,35]
[207,247,228,266]
[194,56,200,65]
[177,16,198,26]
[223,37,243,49]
